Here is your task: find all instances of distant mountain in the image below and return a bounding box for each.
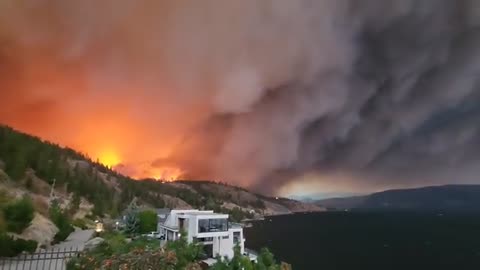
[315,185,480,212]
[314,195,368,210]
[290,192,362,202]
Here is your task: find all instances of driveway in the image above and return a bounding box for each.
[51,229,95,251]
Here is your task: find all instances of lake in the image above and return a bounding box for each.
[244,211,480,270]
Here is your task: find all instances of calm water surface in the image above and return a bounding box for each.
[244,212,480,270]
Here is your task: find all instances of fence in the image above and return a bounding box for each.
[0,247,81,270]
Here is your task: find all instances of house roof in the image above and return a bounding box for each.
[156,208,171,224]
[186,212,226,216]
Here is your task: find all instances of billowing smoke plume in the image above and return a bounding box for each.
[1,0,479,195]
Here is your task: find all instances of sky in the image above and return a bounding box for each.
[1,0,480,197]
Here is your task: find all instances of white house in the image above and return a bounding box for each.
[156,209,251,261]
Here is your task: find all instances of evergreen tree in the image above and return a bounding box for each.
[69,193,81,216]
[49,201,74,242]
[124,201,139,235]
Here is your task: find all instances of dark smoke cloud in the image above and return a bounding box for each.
[1,0,479,195]
[169,0,480,194]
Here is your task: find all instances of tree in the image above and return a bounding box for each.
[124,203,139,235]
[211,246,288,270]
[3,196,35,233]
[166,230,203,270]
[49,201,74,242]
[137,210,158,234]
[68,193,81,216]
[205,196,217,210]
[256,248,280,270]
[6,150,28,181]
[24,172,34,190]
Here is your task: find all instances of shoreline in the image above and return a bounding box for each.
[242,209,326,224]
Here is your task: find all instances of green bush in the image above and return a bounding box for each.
[3,196,35,233]
[211,246,290,270]
[137,210,158,234]
[72,219,88,230]
[0,232,37,257]
[68,232,201,270]
[166,231,202,270]
[67,231,289,270]
[50,203,74,242]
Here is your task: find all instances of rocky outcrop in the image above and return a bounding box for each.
[160,194,192,209]
[73,198,94,220]
[0,169,9,183]
[84,237,105,250]
[262,200,291,216]
[19,213,59,248]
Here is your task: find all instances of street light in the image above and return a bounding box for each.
[95,222,104,233]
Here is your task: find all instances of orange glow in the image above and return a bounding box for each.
[151,166,183,181]
[0,2,217,183]
[98,150,121,168]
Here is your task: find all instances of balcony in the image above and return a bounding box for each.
[198,218,228,233]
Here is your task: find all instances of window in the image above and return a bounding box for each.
[198,218,228,233]
[233,232,241,244]
[222,235,229,239]
[167,231,174,241]
[197,237,214,242]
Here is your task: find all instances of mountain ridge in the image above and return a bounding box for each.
[0,125,323,218]
[315,184,480,212]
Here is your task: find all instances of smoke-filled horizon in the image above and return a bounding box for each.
[1,0,479,196]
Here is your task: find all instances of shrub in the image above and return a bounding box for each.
[50,203,74,242]
[67,233,201,270]
[0,215,5,232]
[211,246,290,270]
[0,189,11,206]
[257,248,277,268]
[137,210,158,234]
[67,249,202,270]
[0,232,37,257]
[166,231,202,270]
[72,219,88,230]
[3,196,35,233]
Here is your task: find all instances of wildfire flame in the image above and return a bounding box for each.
[151,166,183,182]
[90,144,183,181]
[98,150,121,168]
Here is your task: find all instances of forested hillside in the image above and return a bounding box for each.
[0,125,322,220]
[0,125,143,217]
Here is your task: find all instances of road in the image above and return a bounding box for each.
[0,229,94,270]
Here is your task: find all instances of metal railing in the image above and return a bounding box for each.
[0,247,80,270]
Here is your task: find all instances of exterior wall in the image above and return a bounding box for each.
[230,228,245,255]
[209,228,245,259]
[213,236,233,258]
[165,210,210,228]
[187,217,197,243]
[157,209,245,260]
